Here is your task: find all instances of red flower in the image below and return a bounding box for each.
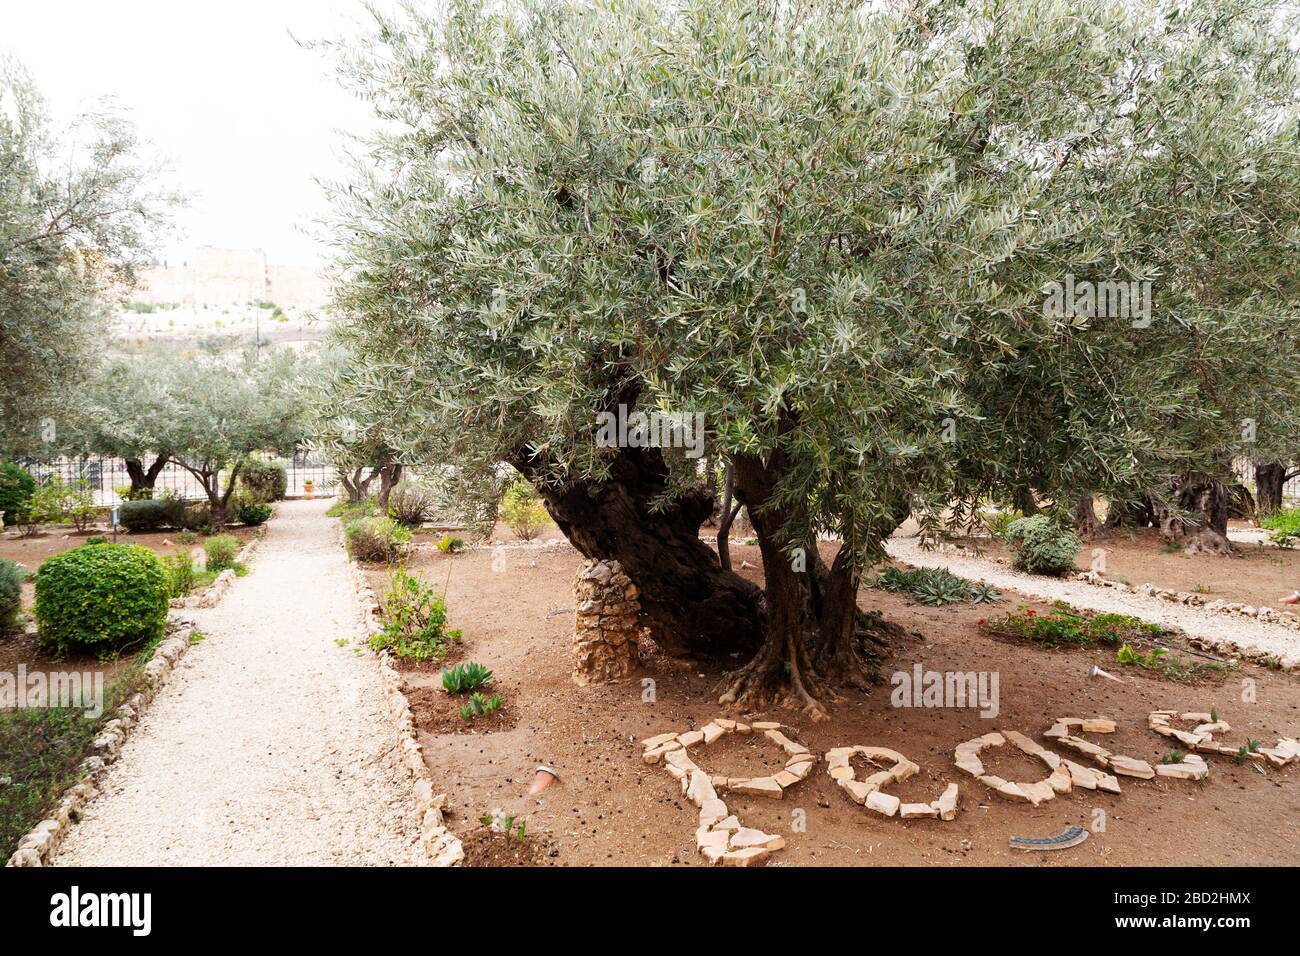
[977,618,985,625]
[1026,609,1037,616]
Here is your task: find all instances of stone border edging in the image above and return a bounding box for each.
[334,520,464,867]
[915,541,1300,670]
[5,614,198,867]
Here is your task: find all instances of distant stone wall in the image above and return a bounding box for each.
[573,559,641,685]
[135,246,329,309]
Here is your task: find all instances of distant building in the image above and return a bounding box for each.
[134,246,330,309]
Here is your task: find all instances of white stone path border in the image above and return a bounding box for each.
[337,520,464,866]
[884,537,1300,670]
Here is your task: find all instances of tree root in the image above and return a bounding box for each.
[718,630,831,721]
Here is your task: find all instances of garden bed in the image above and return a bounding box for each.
[360,536,1300,867]
[0,525,260,624]
[942,526,1300,612]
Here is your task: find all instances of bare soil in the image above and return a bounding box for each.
[364,534,1300,868]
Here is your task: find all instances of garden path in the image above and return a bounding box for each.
[885,536,1300,666]
[54,498,421,865]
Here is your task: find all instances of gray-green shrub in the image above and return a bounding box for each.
[1004,515,1081,576]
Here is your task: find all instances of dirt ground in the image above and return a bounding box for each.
[364,529,1300,868]
[946,525,1300,612]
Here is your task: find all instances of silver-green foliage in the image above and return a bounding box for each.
[322,0,1300,568]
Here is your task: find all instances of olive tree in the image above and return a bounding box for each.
[324,0,1300,713]
[0,58,176,456]
[156,348,306,529]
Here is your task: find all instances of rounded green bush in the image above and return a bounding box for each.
[239,460,288,503]
[1005,515,1081,576]
[0,461,36,528]
[0,558,25,633]
[34,543,169,657]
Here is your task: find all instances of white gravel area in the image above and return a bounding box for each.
[886,536,1300,666]
[53,498,422,866]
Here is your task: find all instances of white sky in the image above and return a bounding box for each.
[3,0,395,267]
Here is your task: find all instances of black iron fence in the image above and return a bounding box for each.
[16,451,337,507]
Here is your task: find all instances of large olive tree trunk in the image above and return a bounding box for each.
[124,454,169,498]
[1254,461,1295,515]
[1153,474,1233,555]
[514,444,765,659]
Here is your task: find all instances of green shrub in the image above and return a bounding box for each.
[870,566,998,605]
[327,498,376,519]
[0,462,36,529]
[460,692,502,721]
[239,460,288,503]
[387,481,434,527]
[436,534,464,554]
[44,478,99,532]
[441,661,493,693]
[501,478,548,541]
[981,507,1021,539]
[1004,515,1081,575]
[204,534,240,572]
[118,497,208,532]
[980,603,1162,648]
[370,568,462,662]
[238,503,273,526]
[162,553,200,598]
[344,516,410,563]
[34,544,169,657]
[1260,508,1300,548]
[0,559,25,633]
[84,536,108,546]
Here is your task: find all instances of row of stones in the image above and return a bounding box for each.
[346,539,463,867]
[921,543,1300,670]
[572,560,641,687]
[1147,711,1300,769]
[643,719,815,866]
[6,617,197,867]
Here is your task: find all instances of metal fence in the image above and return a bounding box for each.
[1232,459,1300,504]
[17,451,337,507]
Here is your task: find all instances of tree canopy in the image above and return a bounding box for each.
[324,0,1300,711]
[0,58,177,456]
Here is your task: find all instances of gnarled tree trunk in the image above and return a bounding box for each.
[515,444,764,659]
[124,454,169,498]
[1073,495,1103,539]
[1153,474,1232,555]
[1254,461,1294,515]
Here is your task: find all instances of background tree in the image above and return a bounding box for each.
[325,0,1300,713]
[156,348,306,529]
[0,57,176,456]
[62,353,175,498]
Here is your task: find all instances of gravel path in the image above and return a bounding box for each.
[886,536,1300,665]
[54,499,422,866]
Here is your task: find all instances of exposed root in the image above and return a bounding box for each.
[719,629,831,721]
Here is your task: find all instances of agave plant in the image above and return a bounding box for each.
[442,661,494,694]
